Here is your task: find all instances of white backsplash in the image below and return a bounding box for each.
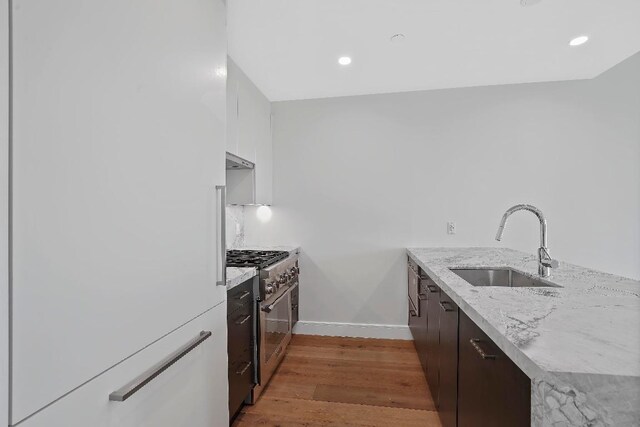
[226,205,245,248]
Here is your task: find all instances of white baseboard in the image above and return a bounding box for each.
[293,320,412,340]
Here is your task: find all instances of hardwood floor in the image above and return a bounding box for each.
[232,334,441,427]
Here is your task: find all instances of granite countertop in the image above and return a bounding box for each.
[225,245,301,290]
[406,247,640,427]
[226,266,257,290]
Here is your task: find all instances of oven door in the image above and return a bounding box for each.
[257,285,294,391]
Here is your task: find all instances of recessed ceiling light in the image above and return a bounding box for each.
[390,34,405,43]
[569,35,589,47]
[338,56,352,66]
[520,0,542,6]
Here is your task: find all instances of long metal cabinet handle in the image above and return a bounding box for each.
[216,185,226,286]
[427,285,439,293]
[470,339,496,360]
[109,331,212,402]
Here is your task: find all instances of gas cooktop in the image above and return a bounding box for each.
[226,249,289,269]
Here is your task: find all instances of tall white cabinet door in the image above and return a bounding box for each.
[17,302,228,427]
[11,0,227,423]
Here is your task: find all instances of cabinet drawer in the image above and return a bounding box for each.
[228,311,253,363]
[227,280,254,316]
[228,350,253,418]
[18,302,228,427]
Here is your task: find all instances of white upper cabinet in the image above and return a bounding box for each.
[226,59,273,205]
[11,0,227,422]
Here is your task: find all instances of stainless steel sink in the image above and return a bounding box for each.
[450,268,561,288]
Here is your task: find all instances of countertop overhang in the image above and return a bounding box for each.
[406,247,640,426]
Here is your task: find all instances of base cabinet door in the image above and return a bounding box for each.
[416,284,429,375]
[425,281,441,406]
[458,311,531,427]
[18,303,229,427]
[437,291,459,427]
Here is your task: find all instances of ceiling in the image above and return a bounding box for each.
[228,0,640,101]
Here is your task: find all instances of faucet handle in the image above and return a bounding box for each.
[539,247,559,269]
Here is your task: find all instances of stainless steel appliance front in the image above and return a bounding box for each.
[252,254,299,403]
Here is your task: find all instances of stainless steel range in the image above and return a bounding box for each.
[226,249,299,403]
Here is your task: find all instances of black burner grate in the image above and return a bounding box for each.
[226,250,289,269]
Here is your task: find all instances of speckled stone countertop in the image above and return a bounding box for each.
[406,247,640,427]
[226,267,256,290]
[225,245,301,290]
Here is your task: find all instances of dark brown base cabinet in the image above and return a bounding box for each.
[458,311,531,427]
[227,278,257,422]
[407,258,531,427]
[408,261,429,375]
[437,290,459,427]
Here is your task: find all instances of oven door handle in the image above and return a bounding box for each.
[261,285,295,313]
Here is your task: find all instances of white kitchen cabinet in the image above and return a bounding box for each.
[11,0,227,423]
[226,59,273,205]
[17,302,228,427]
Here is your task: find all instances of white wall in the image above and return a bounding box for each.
[244,53,640,333]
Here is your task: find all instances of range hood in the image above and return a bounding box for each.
[226,152,256,205]
[226,152,254,170]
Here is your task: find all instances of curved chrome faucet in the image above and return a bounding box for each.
[495,204,558,277]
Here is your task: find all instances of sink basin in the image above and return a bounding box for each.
[450,268,561,288]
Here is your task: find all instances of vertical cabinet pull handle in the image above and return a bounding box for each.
[470,339,497,360]
[109,331,212,402]
[427,285,438,293]
[215,185,226,286]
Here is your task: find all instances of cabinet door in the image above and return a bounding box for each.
[18,302,228,427]
[416,284,429,376]
[425,282,441,406]
[408,298,419,341]
[11,0,227,422]
[458,311,530,427]
[437,291,459,427]
[227,59,272,204]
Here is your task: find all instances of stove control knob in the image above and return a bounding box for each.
[289,267,297,276]
[265,283,275,295]
[278,275,287,284]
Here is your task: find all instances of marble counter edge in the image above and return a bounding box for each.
[226,267,257,290]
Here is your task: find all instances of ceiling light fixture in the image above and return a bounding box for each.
[520,0,542,6]
[569,35,589,46]
[338,56,352,66]
[390,34,405,43]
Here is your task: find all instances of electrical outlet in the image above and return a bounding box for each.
[447,221,456,235]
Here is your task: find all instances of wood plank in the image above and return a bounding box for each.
[232,334,440,426]
[313,384,436,411]
[234,396,441,427]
